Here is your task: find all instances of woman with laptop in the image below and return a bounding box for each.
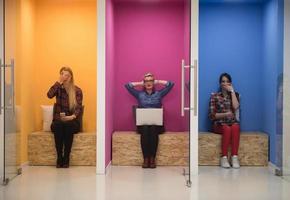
[125,73,174,168]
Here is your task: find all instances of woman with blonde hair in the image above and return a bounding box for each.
[47,67,83,168]
[125,73,174,168]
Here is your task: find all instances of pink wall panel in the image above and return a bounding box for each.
[105,0,115,166]
[113,2,189,131]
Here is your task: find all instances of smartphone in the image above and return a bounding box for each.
[60,112,66,117]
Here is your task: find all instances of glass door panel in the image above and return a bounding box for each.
[181,0,199,186]
[3,0,19,184]
[0,0,4,185]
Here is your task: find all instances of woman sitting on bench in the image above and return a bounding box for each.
[209,73,240,169]
[125,73,174,168]
[47,67,83,168]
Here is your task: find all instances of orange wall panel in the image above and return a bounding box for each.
[34,0,97,132]
[13,0,97,164]
[16,0,36,164]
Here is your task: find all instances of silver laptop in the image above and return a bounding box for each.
[135,108,163,126]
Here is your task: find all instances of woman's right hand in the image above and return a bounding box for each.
[131,81,145,87]
[225,83,234,93]
[58,75,65,84]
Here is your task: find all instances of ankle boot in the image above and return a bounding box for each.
[56,154,63,168]
[142,157,149,168]
[63,155,70,168]
[149,157,156,168]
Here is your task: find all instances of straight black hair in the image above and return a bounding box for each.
[219,73,232,84]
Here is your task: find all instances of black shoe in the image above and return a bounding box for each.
[56,157,63,168]
[62,163,69,168]
[142,157,149,168]
[149,157,156,169]
[63,157,70,168]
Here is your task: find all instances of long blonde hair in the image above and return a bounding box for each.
[60,67,77,111]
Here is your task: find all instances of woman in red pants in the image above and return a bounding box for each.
[209,73,240,169]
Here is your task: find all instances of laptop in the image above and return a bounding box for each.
[135,108,163,126]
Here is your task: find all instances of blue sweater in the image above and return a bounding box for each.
[125,81,174,108]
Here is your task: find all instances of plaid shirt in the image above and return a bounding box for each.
[47,82,83,121]
[209,91,240,125]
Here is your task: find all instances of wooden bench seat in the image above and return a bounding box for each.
[28,132,96,166]
[112,131,268,166]
[199,132,268,166]
[113,131,189,166]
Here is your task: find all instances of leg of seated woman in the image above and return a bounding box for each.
[138,125,151,168]
[149,125,159,158]
[213,124,231,157]
[148,126,159,168]
[139,125,150,158]
[231,124,240,156]
[63,120,80,167]
[51,121,65,167]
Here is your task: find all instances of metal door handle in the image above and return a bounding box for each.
[193,59,198,116]
[181,59,192,116]
[181,59,185,116]
[11,59,15,114]
[2,59,15,114]
[0,59,2,115]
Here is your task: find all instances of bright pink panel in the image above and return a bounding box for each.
[105,0,115,166]
[113,1,190,131]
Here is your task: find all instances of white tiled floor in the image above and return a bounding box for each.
[0,166,290,200]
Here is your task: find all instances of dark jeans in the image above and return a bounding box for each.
[51,120,80,163]
[137,125,164,158]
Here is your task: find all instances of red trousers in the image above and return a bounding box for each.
[213,124,240,157]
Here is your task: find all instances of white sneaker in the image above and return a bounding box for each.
[220,156,230,168]
[231,155,240,169]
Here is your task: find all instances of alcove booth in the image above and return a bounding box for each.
[198,0,285,173]
[0,0,97,184]
[97,0,197,178]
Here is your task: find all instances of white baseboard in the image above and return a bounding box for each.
[96,167,106,175]
[268,161,290,176]
[96,161,111,175]
[20,161,29,172]
[268,162,282,175]
[282,166,290,175]
[105,161,111,174]
[268,162,278,174]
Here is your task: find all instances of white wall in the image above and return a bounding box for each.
[0,0,4,183]
[96,0,106,174]
[283,0,290,175]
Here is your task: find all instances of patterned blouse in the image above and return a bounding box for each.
[47,82,83,121]
[209,91,240,125]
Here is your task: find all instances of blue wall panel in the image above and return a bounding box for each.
[199,0,284,165]
[199,3,264,132]
[262,0,284,165]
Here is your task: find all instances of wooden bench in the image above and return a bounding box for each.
[28,132,96,166]
[112,131,268,166]
[199,132,268,166]
[113,132,189,166]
